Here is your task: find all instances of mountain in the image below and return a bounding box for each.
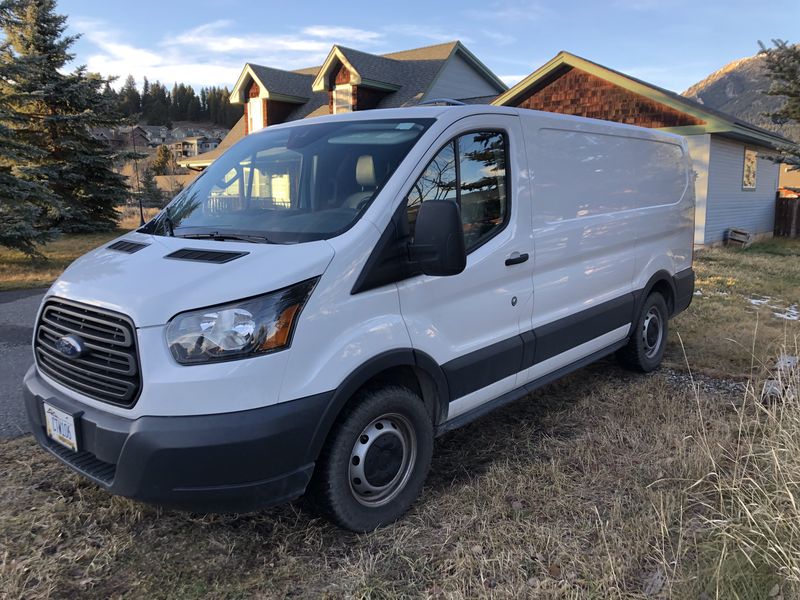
[683,54,799,142]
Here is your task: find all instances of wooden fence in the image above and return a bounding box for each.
[775,194,800,237]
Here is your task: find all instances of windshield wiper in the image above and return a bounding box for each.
[163,215,175,237]
[176,231,273,244]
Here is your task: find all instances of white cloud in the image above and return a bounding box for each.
[499,74,527,87]
[483,31,516,46]
[71,18,386,89]
[302,26,383,44]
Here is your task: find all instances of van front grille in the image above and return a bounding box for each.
[34,298,141,408]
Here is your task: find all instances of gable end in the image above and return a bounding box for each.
[509,66,705,128]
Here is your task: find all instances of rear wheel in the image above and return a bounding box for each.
[308,385,433,532]
[617,292,669,372]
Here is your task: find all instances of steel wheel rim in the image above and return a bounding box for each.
[348,413,417,507]
[642,307,663,359]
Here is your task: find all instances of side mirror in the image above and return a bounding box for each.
[409,200,466,276]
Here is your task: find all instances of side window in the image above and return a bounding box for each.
[406,131,508,251]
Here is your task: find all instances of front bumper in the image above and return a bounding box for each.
[23,366,333,513]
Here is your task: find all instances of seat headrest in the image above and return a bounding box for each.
[356,155,376,187]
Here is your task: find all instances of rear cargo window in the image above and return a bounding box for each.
[406,131,508,251]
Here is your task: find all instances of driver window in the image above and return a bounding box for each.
[405,131,508,251]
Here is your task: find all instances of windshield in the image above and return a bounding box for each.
[142,118,434,244]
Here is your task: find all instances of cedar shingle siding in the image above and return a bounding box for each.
[511,66,705,128]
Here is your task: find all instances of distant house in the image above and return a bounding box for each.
[180,40,507,170]
[171,135,221,159]
[116,125,150,149]
[90,125,149,150]
[89,127,119,148]
[139,125,170,146]
[493,52,792,246]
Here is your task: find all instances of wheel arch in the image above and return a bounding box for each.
[636,270,677,319]
[303,349,449,465]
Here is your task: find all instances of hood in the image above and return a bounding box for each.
[48,232,336,327]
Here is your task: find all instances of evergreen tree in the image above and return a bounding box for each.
[760,39,800,169]
[0,0,130,233]
[139,166,163,207]
[151,143,173,176]
[142,79,170,126]
[118,74,140,117]
[0,76,60,254]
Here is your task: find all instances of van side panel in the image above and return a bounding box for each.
[518,113,692,385]
[523,117,639,345]
[631,140,694,293]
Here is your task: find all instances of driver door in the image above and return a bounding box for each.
[396,114,533,421]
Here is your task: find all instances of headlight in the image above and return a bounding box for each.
[165,278,318,364]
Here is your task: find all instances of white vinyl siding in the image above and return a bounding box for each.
[703,136,779,244]
[425,53,501,100]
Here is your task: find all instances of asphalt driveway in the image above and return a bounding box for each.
[0,288,45,437]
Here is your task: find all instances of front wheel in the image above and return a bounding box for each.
[308,385,433,532]
[617,292,669,372]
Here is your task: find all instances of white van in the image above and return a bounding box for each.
[23,105,694,531]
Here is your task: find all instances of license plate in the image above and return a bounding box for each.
[43,403,79,452]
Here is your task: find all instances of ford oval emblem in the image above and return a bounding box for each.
[55,334,86,359]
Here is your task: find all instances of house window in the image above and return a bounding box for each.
[406,131,509,251]
[743,147,757,190]
[249,97,264,133]
[333,84,352,114]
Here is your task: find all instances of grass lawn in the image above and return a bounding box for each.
[0,208,159,291]
[0,238,798,599]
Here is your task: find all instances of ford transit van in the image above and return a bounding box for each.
[23,105,694,531]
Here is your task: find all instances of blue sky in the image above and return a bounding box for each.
[58,0,799,93]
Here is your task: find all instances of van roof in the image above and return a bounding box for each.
[253,104,687,145]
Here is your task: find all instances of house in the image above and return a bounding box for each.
[179,41,507,170]
[139,125,171,146]
[492,51,792,246]
[90,125,150,150]
[171,135,221,159]
[116,125,150,149]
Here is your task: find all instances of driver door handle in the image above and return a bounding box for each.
[505,252,529,266]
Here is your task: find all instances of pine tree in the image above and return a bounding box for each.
[0,0,131,233]
[0,88,60,254]
[139,166,163,208]
[151,143,173,176]
[118,74,140,116]
[759,39,800,169]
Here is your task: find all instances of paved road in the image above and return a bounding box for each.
[0,288,45,437]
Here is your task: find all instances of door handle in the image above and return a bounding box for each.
[505,252,529,266]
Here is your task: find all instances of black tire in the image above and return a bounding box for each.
[307,385,434,532]
[617,292,669,372]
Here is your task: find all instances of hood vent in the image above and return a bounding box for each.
[108,240,149,254]
[165,248,249,264]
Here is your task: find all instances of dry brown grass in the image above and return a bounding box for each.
[0,238,798,599]
[0,366,740,599]
[665,238,800,378]
[0,206,160,291]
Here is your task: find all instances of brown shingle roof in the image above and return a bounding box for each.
[247,64,314,100]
